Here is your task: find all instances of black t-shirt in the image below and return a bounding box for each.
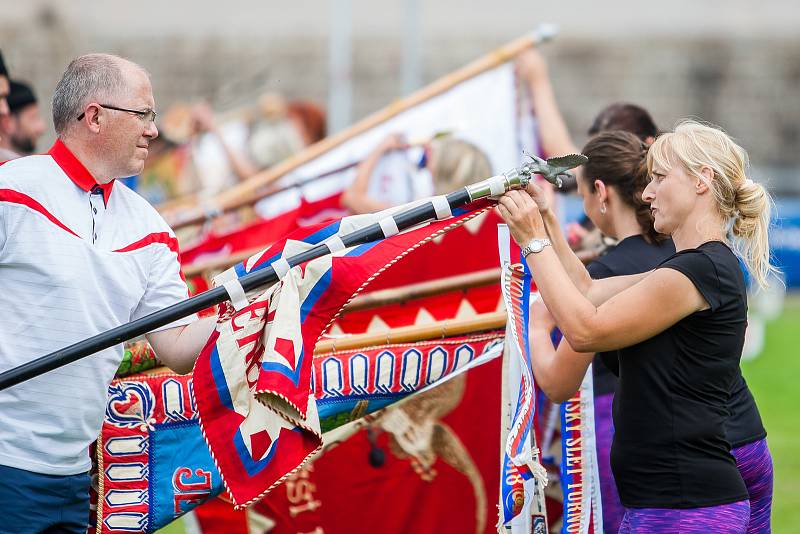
[610,241,751,508]
[594,241,766,448]
[587,235,676,396]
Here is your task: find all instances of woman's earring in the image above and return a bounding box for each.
[600,202,607,215]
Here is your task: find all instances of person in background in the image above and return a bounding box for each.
[191,93,325,186]
[587,102,658,145]
[515,47,659,156]
[286,99,326,146]
[341,134,491,214]
[516,47,659,262]
[0,79,47,159]
[0,50,14,159]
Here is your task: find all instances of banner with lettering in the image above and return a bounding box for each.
[93,333,503,532]
[497,224,548,532]
[559,368,602,534]
[93,371,217,533]
[194,355,505,534]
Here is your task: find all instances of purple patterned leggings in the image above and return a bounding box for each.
[618,500,750,533]
[594,392,773,534]
[732,437,773,534]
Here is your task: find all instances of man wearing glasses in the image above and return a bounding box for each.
[0,54,215,531]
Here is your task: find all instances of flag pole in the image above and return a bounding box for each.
[0,169,531,392]
[160,24,558,229]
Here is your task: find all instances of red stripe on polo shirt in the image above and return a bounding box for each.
[0,188,80,237]
[114,232,189,286]
[113,232,180,254]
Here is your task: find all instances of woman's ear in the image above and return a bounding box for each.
[594,179,608,202]
[696,166,714,195]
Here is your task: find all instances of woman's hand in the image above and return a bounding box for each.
[497,189,547,246]
[526,178,555,217]
[378,133,407,153]
[515,48,549,86]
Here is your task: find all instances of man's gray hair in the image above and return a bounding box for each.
[52,54,134,135]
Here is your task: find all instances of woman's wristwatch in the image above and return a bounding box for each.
[521,237,552,258]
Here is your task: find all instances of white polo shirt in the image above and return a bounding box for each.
[0,140,194,475]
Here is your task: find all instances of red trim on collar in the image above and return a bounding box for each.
[48,139,114,205]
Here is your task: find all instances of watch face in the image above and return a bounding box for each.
[531,240,543,253]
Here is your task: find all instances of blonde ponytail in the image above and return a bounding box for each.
[731,179,777,288]
[648,120,779,288]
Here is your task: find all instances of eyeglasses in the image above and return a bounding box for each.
[77,104,157,123]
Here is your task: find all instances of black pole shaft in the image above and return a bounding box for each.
[0,188,475,391]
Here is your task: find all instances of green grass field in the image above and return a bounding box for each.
[158,295,800,533]
[741,294,800,531]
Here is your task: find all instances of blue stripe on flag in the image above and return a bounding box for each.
[316,393,408,419]
[232,426,283,476]
[209,345,235,412]
[346,241,380,257]
[242,220,344,275]
[305,220,342,243]
[301,269,333,322]
[261,347,304,387]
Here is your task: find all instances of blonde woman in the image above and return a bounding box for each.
[498,121,775,533]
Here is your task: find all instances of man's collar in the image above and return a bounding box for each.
[48,139,114,205]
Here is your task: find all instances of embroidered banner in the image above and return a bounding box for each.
[314,332,504,432]
[93,331,503,532]
[195,355,506,534]
[93,371,218,533]
[193,199,495,507]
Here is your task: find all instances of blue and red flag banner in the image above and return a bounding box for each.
[193,354,507,534]
[92,371,219,533]
[192,199,496,508]
[93,334,504,532]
